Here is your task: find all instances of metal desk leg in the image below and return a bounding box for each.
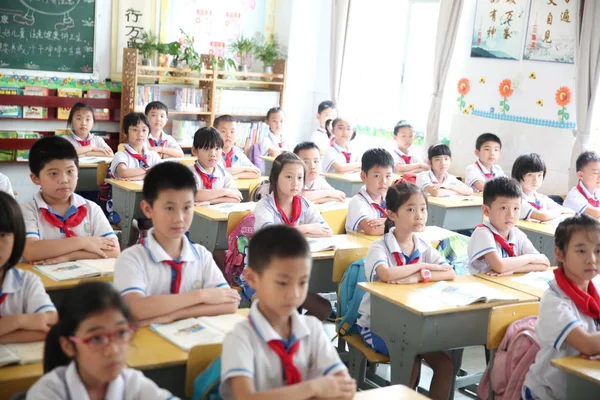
[111,187,134,247]
[140,365,186,399]
[188,216,228,252]
[309,259,337,294]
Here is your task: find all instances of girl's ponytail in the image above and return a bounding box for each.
[325,119,334,139]
[43,324,69,373]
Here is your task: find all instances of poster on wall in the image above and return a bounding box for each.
[471,0,531,60]
[115,0,154,74]
[523,0,576,63]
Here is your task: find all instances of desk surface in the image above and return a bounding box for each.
[516,220,558,236]
[323,172,402,183]
[359,275,537,316]
[349,225,466,244]
[427,196,483,208]
[105,178,143,192]
[475,272,547,299]
[259,156,275,162]
[312,234,373,260]
[234,177,268,190]
[0,362,43,398]
[551,356,600,385]
[17,263,112,292]
[353,385,428,399]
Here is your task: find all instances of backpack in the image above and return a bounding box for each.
[247,143,264,171]
[477,316,540,400]
[337,258,366,336]
[436,235,470,276]
[223,213,255,286]
[250,180,270,202]
[192,356,222,400]
[97,164,120,225]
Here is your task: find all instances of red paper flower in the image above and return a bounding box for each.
[555,86,572,107]
[457,78,470,96]
[499,79,513,98]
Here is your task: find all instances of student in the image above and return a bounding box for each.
[214,114,261,178]
[220,225,356,400]
[467,177,550,275]
[523,214,600,400]
[110,112,162,180]
[27,282,177,399]
[511,153,574,221]
[416,143,473,197]
[321,117,361,174]
[356,182,455,399]
[113,162,239,326]
[0,172,15,198]
[309,100,337,153]
[465,133,506,192]
[63,102,114,158]
[144,101,184,159]
[563,151,600,217]
[293,142,346,204]
[345,148,394,235]
[260,107,288,157]
[0,192,57,344]
[391,120,429,174]
[21,137,119,264]
[189,127,243,205]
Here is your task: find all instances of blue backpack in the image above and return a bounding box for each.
[192,356,222,400]
[337,258,366,336]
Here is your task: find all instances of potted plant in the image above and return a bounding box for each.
[129,30,157,66]
[254,33,284,75]
[229,35,255,73]
[157,30,201,74]
[209,55,237,78]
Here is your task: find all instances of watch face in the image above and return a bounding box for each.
[422,269,432,278]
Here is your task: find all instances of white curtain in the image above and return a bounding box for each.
[568,0,600,188]
[425,0,464,148]
[330,0,352,104]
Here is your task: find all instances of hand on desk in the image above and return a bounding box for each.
[310,373,356,399]
[200,287,241,305]
[21,312,57,333]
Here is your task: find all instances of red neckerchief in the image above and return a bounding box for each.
[392,252,420,266]
[278,142,283,148]
[358,192,386,217]
[148,136,166,147]
[41,206,88,238]
[577,182,600,207]
[125,147,149,168]
[139,237,184,294]
[475,224,515,257]
[76,138,91,146]
[331,142,351,163]
[400,155,411,164]
[223,148,235,168]
[0,293,7,318]
[529,200,543,210]
[554,267,600,320]
[194,164,217,189]
[274,195,302,226]
[476,161,495,179]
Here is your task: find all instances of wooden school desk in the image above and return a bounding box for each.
[322,173,401,198]
[350,225,466,247]
[104,178,144,247]
[516,219,557,263]
[77,158,112,192]
[260,155,275,176]
[551,356,600,400]
[358,276,537,386]
[353,385,428,399]
[426,196,483,231]
[189,205,240,252]
[0,363,43,400]
[475,272,547,299]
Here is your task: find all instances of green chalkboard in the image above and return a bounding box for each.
[0,0,95,73]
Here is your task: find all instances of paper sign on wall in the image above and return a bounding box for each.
[116,0,154,73]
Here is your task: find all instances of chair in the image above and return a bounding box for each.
[185,343,223,399]
[96,161,109,187]
[227,211,252,236]
[117,143,125,152]
[321,208,348,235]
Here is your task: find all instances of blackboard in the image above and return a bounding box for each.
[0,0,95,73]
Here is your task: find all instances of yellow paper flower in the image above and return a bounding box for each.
[529,72,537,79]
[536,100,544,106]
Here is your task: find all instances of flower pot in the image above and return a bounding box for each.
[139,58,152,66]
[170,61,187,77]
[237,64,248,80]
[263,65,273,82]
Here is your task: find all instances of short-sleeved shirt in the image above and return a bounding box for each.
[357,229,447,328]
[310,128,332,154]
[305,176,334,191]
[465,160,506,191]
[523,280,600,400]
[188,162,238,191]
[519,191,562,220]
[219,147,256,169]
[467,219,538,274]
[0,172,14,198]
[259,131,287,155]
[113,228,228,297]
[110,144,162,178]
[563,181,600,214]
[63,132,111,150]
[391,147,423,166]
[21,191,116,241]
[253,194,326,230]
[220,300,347,399]
[322,142,360,173]
[345,186,386,232]
[0,268,55,317]
[416,170,466,191]
[27,361,177,400]
[148,131,182,151]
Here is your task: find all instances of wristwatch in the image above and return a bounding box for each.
[420,268,431,283]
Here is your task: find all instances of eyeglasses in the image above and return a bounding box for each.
[69,324,136,351]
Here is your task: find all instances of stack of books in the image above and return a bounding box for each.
[136,85,161,108]
[174,87,208,112]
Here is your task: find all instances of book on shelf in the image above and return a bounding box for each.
[0,131,17,161]
[171,120,205,145]
[23,86,49,119]
[15,132,41,161]
[33,258,117,281]
[87,89,111,121]
[0,341,44,367]
[0,105,22,118]
[150,313,246,351]
[174,87,208,112]
[416,281,518,307]
[234,122,268,148]
[136,85,161,108]
[57,88,83,120]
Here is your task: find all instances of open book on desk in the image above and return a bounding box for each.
[34,258,117,281]
[205,202,256,214]
[308,238,337,253]
[150,313,246,351]
[79,156,113,164]
[417,281,517,307]
[0,341,44,367]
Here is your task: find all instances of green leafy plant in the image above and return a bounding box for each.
[253,34,284,66]
[210,55,237,71]
[229,35,256,66]
[129,30,157,60]
[157,30,201,71]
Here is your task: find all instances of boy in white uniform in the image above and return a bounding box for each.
[214,114,261,178]
[563,151,600,217]
[416,143,473,197]
[293,142,346,204]
[145,101,184,159]
[467,177,550,275]
[0,172,14,198]
[220,225,355,399]
[390,120,429,175]
[20,137,119,263]
[113,162,239,326]
[309,100,337,154]
[189,127,243,205]
[465,133,506,192]
[346,149,394,235]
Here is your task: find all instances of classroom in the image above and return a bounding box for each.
[1,0,599,399]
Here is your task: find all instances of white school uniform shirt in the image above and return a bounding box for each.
[21,191,117,241]
[391,147,422,166]
[0,172,14,198]
[219,146,256,169]
[310,128,331,153]
[345,186,386,232]
[260,131,287,155]
[563,181,600,214]
[110,144,162,178]
[0,268,55,317]
[305,176,334,191]
[27,361,178,400]
[63,131,111,150]
[113,228,229,297]
[415,170,466,191]
[523,280,600,400]
[253,194,326,230]
[188,161,239,192]
[467,219,538,274]
[465,160,506,191]
[519,191,562,220]
[322,142,360,173]
[357,228,447,328]
[220,300,347,399]
[148,130,181,150]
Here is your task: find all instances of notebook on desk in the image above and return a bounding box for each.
[79,156,113,164]
[34,258,116,281]
[417,281,517,307]
[308,238,337,253]
[205,202,256,214]
[0,342,44,367]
